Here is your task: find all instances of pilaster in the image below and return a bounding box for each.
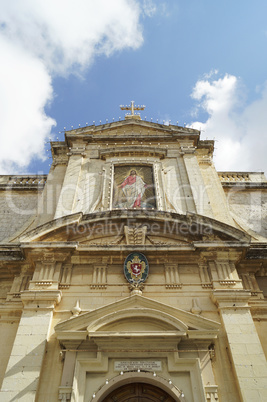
[35,163,67,227]
[58,351,76,401]
[176,153,196,213]
[198,157,234,226]
[0,289,61,401]
[54,150,85,219]
[212,289,267,401]
[180,142,213,218]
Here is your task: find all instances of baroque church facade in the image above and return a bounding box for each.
[0,105,267,401]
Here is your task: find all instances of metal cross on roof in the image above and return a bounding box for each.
[120,101,145,120]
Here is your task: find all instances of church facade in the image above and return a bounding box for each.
[0,106,267,401]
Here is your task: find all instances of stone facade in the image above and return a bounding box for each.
[0,117,266,401]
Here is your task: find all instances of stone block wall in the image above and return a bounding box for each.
[224,188,267,238]
[0,191,39,242]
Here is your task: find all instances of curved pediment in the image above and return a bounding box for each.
[86,308,188,333]
[55,294,220,349]
[20,210,250,246]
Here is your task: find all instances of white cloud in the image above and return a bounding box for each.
[190,73,267,175]
[142,0,157,17]
[0,0,143,75]
[0,0,145,173]
[0,36,55,173]
[203,69,219,80]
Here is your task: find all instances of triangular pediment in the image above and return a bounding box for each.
[55,294,220,349]
[65,119,200,144]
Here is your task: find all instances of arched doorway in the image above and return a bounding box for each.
[102,382,176,402]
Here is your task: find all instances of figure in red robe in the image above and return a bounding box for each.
[118,170,147,208]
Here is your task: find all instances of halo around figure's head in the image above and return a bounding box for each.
[130,169,137,176]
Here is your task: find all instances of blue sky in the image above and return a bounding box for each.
[1,0,267,175]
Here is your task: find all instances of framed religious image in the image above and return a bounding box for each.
[112,165,156,209]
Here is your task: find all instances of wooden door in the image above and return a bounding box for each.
[102,382,176,402]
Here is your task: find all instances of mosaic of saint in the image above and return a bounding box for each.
[113,165,156,209]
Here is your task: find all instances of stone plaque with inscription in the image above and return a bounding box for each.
[114,360,162,372]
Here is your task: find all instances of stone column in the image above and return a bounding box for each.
[212,289,267,401]
[0,290,61,402]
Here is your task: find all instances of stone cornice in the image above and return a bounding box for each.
[222,182,267,189]
[20,212,83,242]
[0,302,23,322]
[0,175,47,191]
[65,119,200,137]
[0,245,24,261]
[99,146,167,160]
[63,121,200,149]
[245,244,267,259]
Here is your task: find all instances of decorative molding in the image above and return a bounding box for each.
[67,146,86,156]
[202,283,213,289]
[30,261,62,290]
[199,263,212,288]
[239,272,264,299]
[0,175,47,190]
[71,301,81,317]
[91,265,107,289]
[165,284,182,289]
[6,274,31,301]
[129,282,144,295]
[35,280,54,287]
[165,264,182,289]
[205,385,218,401]
[180,145,196,154]
[58,386,72,401]
[59,264,73,289]
[124,225,147,245]
[219,172,250,182]
[52,155,68,166]
[198,155,212,165]
[215,260,233,280]
[99,146,167,160]
[219,280,236,286]
[191,298,202,314]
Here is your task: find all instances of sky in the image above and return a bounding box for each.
[1,0,267,175]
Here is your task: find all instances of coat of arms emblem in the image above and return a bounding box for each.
[124,252,149,284]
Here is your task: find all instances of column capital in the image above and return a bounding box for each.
[211,289,251,309]
[21,289,62,309]
[180,145,196,154]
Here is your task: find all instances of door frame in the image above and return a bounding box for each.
[92,372,182,402]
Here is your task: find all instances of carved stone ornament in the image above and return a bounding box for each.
[124,252,149,285]
[129,282,144,295]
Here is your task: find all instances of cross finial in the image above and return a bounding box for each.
[120,101,145,120]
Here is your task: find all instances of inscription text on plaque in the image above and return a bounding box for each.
[114,360,162,372]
